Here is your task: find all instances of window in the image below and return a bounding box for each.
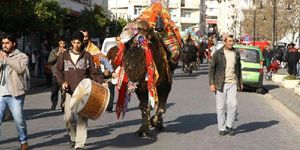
[181,0,185,7]
[134,6,143,15]
[239,49,260,63]
[182,10,192,18]
[207,16,217,19]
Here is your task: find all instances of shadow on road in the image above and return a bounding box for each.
[85,119,157,149]
[235,120,280,134]
[0,128,66,147]
[25,109,63,120]
[263,84,280,91]
[173,71,208,80]
[164,113,217,134]
[27,88,51,95]
[125,102,176,113]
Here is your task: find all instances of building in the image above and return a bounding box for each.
[59,0,93,15]
[217,0,251,39]
[205,0,219,36]
[107,0,206,33]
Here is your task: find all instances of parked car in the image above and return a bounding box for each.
[234,44,264,92]
[101,37,117,55]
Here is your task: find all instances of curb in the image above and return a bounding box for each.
[264,81,300,116]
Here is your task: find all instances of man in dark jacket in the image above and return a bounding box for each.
[47,38,66,110]
[285,43,299,76]
[56,31,103,150]
[208,34,242,136]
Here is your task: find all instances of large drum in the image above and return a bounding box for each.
[70,78,110,120]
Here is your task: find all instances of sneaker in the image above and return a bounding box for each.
[226,126,235,136]
[219,131,228,136]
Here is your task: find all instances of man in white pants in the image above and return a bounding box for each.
[208,34,243,136]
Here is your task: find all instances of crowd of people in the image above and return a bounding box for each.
[264,42,300,77]
[0,28,119,150]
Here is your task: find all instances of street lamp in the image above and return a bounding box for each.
[271,0,277,49]
[252,0,264,45]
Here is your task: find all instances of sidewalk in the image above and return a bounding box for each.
[264,72,300,116]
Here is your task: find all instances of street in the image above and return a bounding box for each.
[1,64,300,150]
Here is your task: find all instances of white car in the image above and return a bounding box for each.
[101,37,117,55]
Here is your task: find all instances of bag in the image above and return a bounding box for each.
[44,64,52,75]
[24,66,31,91]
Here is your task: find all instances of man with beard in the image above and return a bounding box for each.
[0,33,29,150]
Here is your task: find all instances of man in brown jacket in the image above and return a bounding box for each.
[56,31,103,150]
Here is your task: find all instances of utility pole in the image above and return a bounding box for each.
[271,0,276,48]
[115,0,118,33]
[253,0,256,45]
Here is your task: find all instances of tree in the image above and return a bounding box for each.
[64,4,127,40]
[0,0,69,34]
[241,0,300,43]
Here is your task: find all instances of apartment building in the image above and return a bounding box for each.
[107,0,206,32]
[217,0,251,38]
[206,0,219,36]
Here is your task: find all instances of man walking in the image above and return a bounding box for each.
[285,43,299,76]
[0,33,29,149]
[56,31,104,150]
[47,37,66,110]
[208,34,242,136]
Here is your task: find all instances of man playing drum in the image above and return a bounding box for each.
[56,31,104,150]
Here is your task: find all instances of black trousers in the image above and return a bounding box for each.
[51,76,60,106]
[288,61,298,76]
[106,82,115,111]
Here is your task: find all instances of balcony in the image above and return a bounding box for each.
[59,0,92,13]
[181,17,200,24]
[71,0,92,6]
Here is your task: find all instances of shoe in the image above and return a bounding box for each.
[21,143,29,150]
[219,131,228,136]
[69,141,75,148]
[106,108,113,112]
[226,126,235,136]
[75,148,84,150]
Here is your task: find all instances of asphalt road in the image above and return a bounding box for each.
[1,64,300,150]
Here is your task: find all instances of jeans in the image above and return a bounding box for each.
[0,95,28,144]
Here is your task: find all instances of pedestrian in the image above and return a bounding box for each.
[56,31,104,150]
[263,45,273,68]
[285,43,300,76]
[0,33,30,150]
[47,37,66,110]
[80,28,115,73]
[208,34,243,136]
[105,36,121,111]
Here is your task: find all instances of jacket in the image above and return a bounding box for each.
[0,49,29,96]
[208,47,242,92]
[56,49,103,94]
[47,48,59,76]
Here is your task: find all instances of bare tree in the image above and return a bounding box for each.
[241,0,299,43]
